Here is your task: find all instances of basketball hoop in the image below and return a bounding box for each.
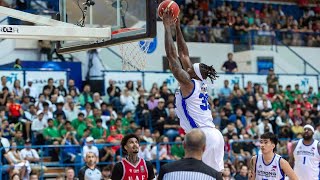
[112,28,152,71]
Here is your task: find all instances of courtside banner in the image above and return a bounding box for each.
[278,75,318,92]
[104,72,143,91]
[25,71,67,93]
[243,75,268,91]
[144,73,178,92]
[0,70,24,88]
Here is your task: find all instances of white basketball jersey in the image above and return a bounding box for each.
[175,79,215,133]
[255,153,284,180]
[293,139,320,180]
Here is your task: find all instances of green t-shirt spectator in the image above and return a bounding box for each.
[72,119,86,130]
[13,137,24,147]
[76,123,88,138]
[91,127,107,139]
[43,127,60,139]
[79,93,93,106]
[272,101,284,111]
[171,144,185,159]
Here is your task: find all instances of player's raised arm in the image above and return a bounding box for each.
[280,158,298,180]
[163,11,191,85]
[175,20,192,70]
[248,156,256,180]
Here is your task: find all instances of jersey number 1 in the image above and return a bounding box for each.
[303,157,306,164]
[199,93,210,111]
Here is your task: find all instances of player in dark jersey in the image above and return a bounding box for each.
[111,134,155,180]
[79,152,102,180]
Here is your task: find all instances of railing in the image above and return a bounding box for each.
[0,139,298,179]
[180,26,320,48]
[0,142,183,179]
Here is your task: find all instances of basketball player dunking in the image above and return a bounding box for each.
[289,125,320,180]
[162,10,224,172]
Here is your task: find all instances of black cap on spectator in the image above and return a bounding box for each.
[78,112,85,117]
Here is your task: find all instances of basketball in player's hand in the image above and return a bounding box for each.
[158,0,180,22]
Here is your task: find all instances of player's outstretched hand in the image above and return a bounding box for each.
[162,9,175,27]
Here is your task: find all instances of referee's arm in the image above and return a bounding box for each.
[111,162,123,180]
[78,167,85,180]
[146,161,155,180]
[158,165,166,180]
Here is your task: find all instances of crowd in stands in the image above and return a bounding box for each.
[0,67,318,179]
[176,0,320,47]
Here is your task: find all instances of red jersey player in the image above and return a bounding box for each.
[111,134,154,180]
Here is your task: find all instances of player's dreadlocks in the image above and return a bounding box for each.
[199,63,219,83]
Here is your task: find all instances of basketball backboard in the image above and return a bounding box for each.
[57,0,157,54]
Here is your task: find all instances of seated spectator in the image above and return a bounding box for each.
[12,80,23,100]
[164,108,180,141]
[258,118,273,135]
[43,119,61,144]
[71,112,86,138]
[7,97,23,124]
[260,100,275,122]
[82,136,99,163]
[61,132,79,163]
[13,130,24,147]
[212,109,221,129]
[276,110,293,131]
[221,53,238,74]
[49,141,60,162]
[93,92,103,109]
[170,136,185,160]
[219,80,232,102]
[1,119,15,140]
[106,126,123,153]
[313,123,320,141]
[151,136,171,162]
[234,165,249,180]
[138,140,152,161]
[222,122,238,140]
[81,102,93,118]
[91,119,107,143]
[291,120,304,138]
[65,102,80,121]
[31,111,47,145]
[142,128,153,150]
[151,98,167,134]
[53,102,66,120]
[257,96,272,110]
[120,88,136,113]
[79,85,93,107]
[106,80,122,112]
[5,141,31,180]
[20,140,40,164]
[99,146,114,164]
[135,96,150,128]
[229,108,246,127]
[147,94,159,111]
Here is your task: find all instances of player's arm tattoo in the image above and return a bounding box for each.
[164,26,190,84]
[249,156,256,180]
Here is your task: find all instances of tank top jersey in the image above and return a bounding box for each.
[255,153,284,180]
[175,79,215,133]
[121,158,148,180]
[293,139,320,180]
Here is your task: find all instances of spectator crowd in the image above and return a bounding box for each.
[0,67,318,179]
[175,0,320,47]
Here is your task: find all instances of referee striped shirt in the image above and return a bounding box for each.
[158,158,222,180]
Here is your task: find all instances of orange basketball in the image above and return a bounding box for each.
[158,0,180,21]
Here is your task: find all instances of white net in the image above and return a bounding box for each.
[119,39,152,71]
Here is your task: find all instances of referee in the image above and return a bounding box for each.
[158,129,223,180]
[78,152,102,180]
